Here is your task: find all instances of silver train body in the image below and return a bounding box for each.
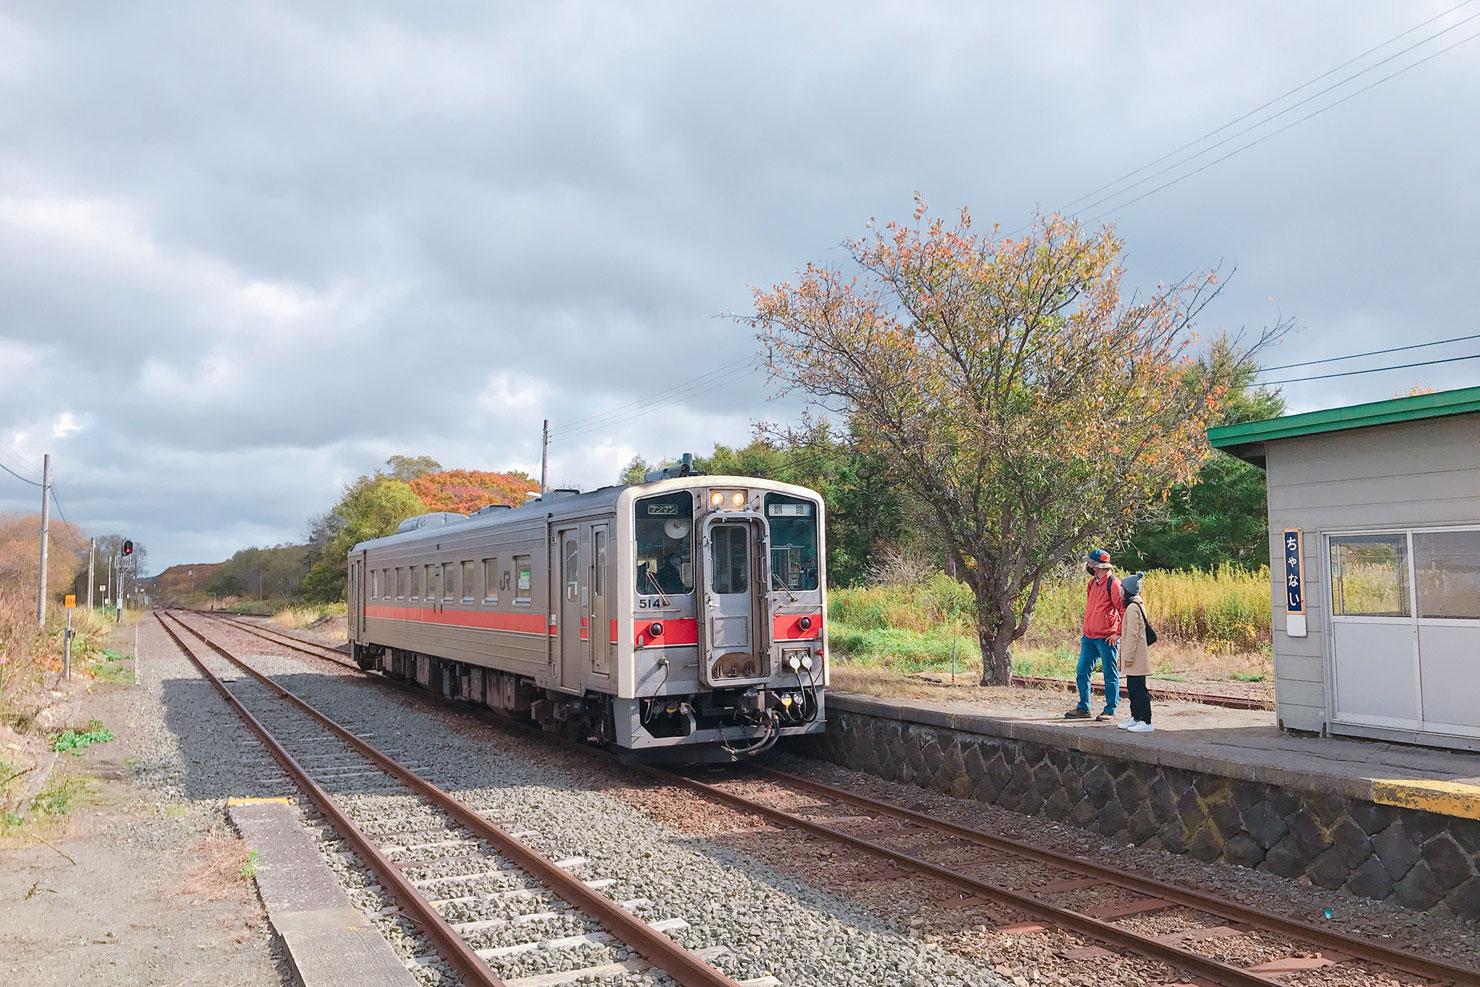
[347,475,828,759]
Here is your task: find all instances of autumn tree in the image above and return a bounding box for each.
[1125,344,1285,571]
[747,202,1284,685]
[302,475,425,601]
[385,454,442,482]
[409,469,539,514]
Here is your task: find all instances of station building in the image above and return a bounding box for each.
[1209,385,1480,751]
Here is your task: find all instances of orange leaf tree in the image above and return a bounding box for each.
[409,469,539,515]
[746,201,1286,685]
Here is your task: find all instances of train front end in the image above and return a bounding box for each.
[615,475,827,759]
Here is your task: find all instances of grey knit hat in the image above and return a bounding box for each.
[1121,572,1144,598]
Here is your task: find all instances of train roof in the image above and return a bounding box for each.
[349,475,821,555]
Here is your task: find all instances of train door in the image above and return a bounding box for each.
[590,523,612,675]
[699,516,767,685]
[348,555,364,640]
[556,527,586,692]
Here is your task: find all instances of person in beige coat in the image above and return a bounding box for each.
[1116,573,1154,733]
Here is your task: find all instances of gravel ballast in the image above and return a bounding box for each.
[173,613,1014,987]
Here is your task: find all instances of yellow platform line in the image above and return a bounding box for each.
[225,796,292,806]
[1371,779,1480,821]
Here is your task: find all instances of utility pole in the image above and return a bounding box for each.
[539,418,549,494]
[87,538,96,612]
[36,454,51,628]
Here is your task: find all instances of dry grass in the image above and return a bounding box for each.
[269,603,347,629]
[182,827,258,902]
[832,566,1271,653]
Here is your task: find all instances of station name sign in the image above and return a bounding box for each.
[1284,528,1307,638]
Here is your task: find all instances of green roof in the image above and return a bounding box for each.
[1208,385,1480,466]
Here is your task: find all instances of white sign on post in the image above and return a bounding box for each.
[1283,528,1307,638]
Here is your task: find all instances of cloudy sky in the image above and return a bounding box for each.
[2,2,1478,571]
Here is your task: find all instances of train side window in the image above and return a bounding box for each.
[425,564,436,601]
[410,566,420,601]
[593,531,606,598]
[514,555,532,605]
[370,569,378,599]
[396,567,406,600]
[461,560,475,602]
[383,570,391,598]
[482,558,498,604]
[442,562,454,600]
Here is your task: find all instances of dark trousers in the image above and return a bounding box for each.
[1127,675,1151,723]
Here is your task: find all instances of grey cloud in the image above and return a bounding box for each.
[2,2,1477,568]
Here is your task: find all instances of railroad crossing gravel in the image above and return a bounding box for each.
[179,615,1013,987]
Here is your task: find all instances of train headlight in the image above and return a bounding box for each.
[709,491,725,507]
[731,491,745,507]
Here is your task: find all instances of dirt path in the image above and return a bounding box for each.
[0,620,288,986]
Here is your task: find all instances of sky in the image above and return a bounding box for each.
[2,1,1479,571]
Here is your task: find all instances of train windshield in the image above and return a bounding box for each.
[635,492,694,595]
[765,493,819,591]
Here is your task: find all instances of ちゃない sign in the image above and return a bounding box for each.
[1284,528,1307,638]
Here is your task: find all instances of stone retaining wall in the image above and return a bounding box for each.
[803,701,1480,919]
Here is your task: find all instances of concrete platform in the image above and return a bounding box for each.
[802,691,1480,917]
[227,798,419,987]
[832,689,1480,818]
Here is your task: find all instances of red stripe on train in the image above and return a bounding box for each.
[633,614,823,646]
[773,613,823,640]
[634,618,699,647]
[365,604,551,636]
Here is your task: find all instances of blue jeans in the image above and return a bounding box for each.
[1076,635,1119,713]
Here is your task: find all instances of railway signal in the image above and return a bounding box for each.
[122,539,133,556]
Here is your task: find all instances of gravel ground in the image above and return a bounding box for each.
[769,754,1480,969]
[176,613,1015,987]
[0,615,290,987]
[177,610,1480,987]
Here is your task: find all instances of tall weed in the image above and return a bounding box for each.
[831,565,1270,653]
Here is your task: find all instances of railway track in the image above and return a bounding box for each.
[157,610,765,987]
[184,609,1478,986]
[648,764,1480,987]
[185,609,359,669]
[1009,674,1271,711]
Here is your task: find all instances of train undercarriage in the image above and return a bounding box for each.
[353,642,824,762]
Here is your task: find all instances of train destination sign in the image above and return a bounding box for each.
[1284,528,1307,638]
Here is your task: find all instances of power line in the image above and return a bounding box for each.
[1261,351,1480,385]
[1257,332,1480,373]
[1086,26,1480,223]
[0,460,43,487]
[1068,7,1480,221]
[1056,0,1479,216]
[555,357,755,433]
[50,488,70,527]
[552,362,763,442]
[0,444,43,481]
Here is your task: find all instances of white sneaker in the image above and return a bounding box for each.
[1127,721,1155,733]
[1117,717,1136,729]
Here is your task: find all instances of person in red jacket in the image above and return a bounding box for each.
[1064,548,1123,721]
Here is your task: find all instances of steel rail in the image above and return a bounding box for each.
[638,762,1287,987]
[153,612,507,987]
[179,610,1470,984]
[190,610,358,668]
[745,766,1480,986]
[162,611,745,987]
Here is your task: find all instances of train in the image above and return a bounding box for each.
[347,461,828,759]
